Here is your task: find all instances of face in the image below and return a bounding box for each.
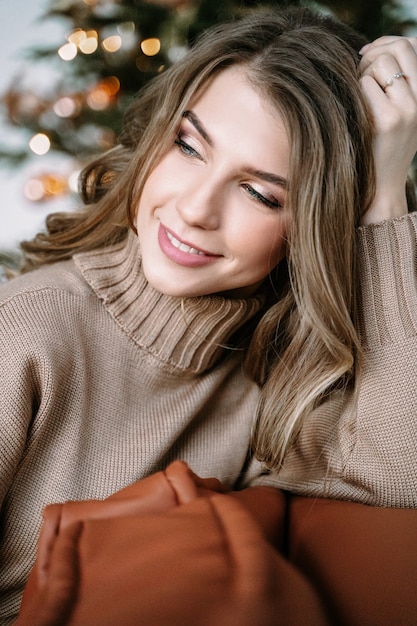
[136,65,291,298]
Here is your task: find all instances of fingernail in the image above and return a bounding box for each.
[359,43,370,55]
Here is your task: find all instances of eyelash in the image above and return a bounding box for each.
[174,134,202,159]
[242,184,282,210]
[174,134,283,210]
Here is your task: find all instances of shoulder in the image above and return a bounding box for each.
[0,259,100,346]
[0,259,93,305]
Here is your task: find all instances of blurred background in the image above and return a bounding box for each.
[1,0,417,259]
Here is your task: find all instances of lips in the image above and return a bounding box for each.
[158,224,219,268]
[166,230,205,256]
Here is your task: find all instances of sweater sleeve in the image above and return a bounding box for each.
[254,211,417,507]
[356,211,417,348]
[0,300,39,506]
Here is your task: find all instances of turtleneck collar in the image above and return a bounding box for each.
[74,232,265,374]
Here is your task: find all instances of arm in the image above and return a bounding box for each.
[255,44,417,497]
[359,36,417,224]
[0,324,35,505]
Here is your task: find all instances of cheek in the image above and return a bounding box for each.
[135,163,166,226]
[137,153,175,203]
[248,216,289,269]
[140,165,163,201]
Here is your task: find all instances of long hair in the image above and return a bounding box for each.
[19,7,377,469]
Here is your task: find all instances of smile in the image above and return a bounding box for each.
[166,231,205,255]
[158,224,219,268]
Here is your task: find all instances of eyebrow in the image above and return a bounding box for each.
[182,109,288,189]
[183,110,213,146]
[245,168,288,189]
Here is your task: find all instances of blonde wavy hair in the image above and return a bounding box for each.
[20,7,379,470]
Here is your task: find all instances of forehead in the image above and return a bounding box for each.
[191,64,280,115]
[186,66,290,170]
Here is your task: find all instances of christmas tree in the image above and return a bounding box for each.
[0,0,415,204]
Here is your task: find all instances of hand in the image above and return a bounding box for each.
[359,36,417,224]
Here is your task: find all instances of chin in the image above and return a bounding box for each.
[142,263,208,298]
[143,272,192,298]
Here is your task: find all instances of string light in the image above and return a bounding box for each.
[58,42,77,61]
[68,29,87,47]
[79,32,99,54]
[13,3,191,206]
[102,35,122,53]
[0,0,200,210]
[140,38,161,56]
[23,173,68,202]
[29,133,51,156]
[68,170,81,194]
[53,96,81,118]
[60,29,99,59]
[86,77,120,110]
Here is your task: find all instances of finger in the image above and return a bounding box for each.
[360,74,401,127]
[362,59,410,98]
[360,45,417,99]
[359,37,417,74]
[360,72,417,157]
[360,35,417,57]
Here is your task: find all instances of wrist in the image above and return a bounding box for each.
[361,189,408,225]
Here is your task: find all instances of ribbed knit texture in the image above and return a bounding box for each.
[0,232,264,624]
[259,212,417,508]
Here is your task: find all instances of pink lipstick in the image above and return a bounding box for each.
[158,224,219,267]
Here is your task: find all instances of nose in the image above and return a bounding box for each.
[176,172,222,230]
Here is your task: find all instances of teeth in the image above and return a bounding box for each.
[166,231,205,255]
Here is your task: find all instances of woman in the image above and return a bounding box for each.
[1,5,417,623]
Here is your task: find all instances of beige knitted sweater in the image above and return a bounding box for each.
[260,212,417,508]
[2,214,416,621]
[0,233,265,623]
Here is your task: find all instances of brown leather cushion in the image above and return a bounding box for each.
[289,496,417,624]
[16,492,326,626]
[15,463,417,625]
[68,495,326,626]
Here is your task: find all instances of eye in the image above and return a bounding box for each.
[242,184,283,210]
[174,133,203,160]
